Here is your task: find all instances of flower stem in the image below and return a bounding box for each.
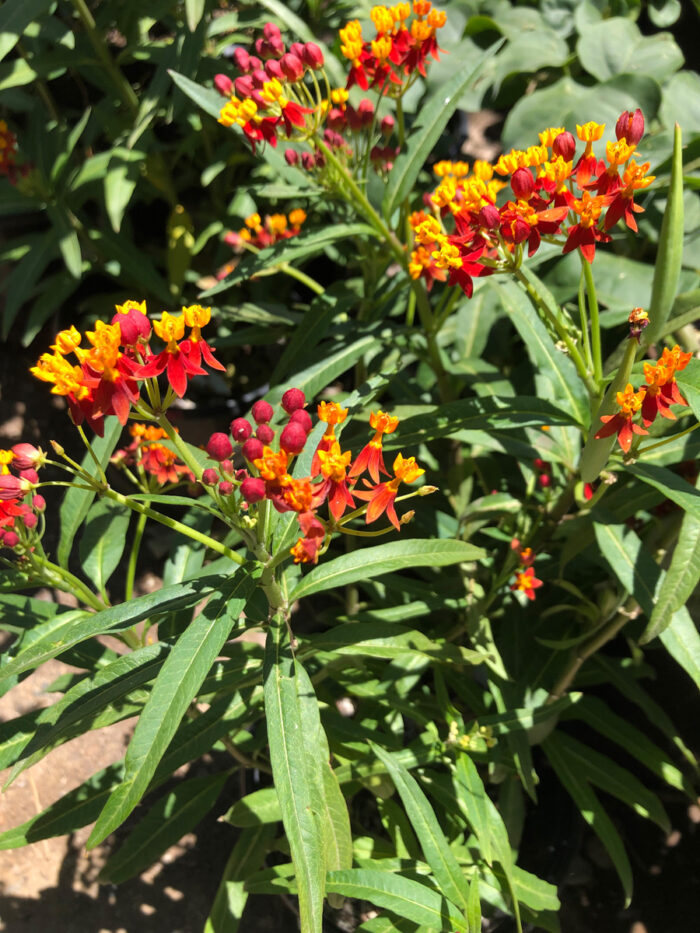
[581,252,602,384]
[69,0,139,114]
[125,510,148,602]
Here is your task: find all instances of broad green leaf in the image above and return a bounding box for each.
[271,288,355,383]
[383,396,579,450]
[326,869,467,931]
[264,613,324,933]
[185,0,206,31]
[100,772,228,883]
[290,539,485,602]
[382,40,502,219]
[79,499,131,599]
[45,204,82,278]
[644,471,700,642]
[644,124,684,346]
[0,0,53,62]
[87,568,256,847]
[371,744,471,914]
[625,463,700,522]
[199,225,375,298]
[205,825,276,933]
[495,280,590,427]
[57,416,123,568]
[466,875,481,933]
[577,18,683,83]
[543,732,633,905]
[658,611,700,692]
[305,623,487,666]
[169,68,223,118]
[104,148,144,233]
[223,787,281,827]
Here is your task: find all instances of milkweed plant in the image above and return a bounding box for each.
[1,2,699,931]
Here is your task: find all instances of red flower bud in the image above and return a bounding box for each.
[230,417,253,442]
[381,114,395,136]
[315,150,326,168]
[234,75,255,99]
[241,477,266,503]
[220,459,234,477]
[256,424,275,444]
[214,73,234,97]
[284,148,299,166]
[242,438,264,462]
[251,69,268,89]
[511,167,534,200]
[281,387,305,413]
[11,443,45,471]
[533,458,548,471]
[263,22,281,40]
[112,307,151,345]
[219,481,234,496]
[265,59,284,80]
[252,400,274,424]
[235,469,249,481]
[23,512,38,529]
[615,108,644,146]
[248,55,262,71]
[290,42,305,58]
[538,473,551,488]
[553,131,576,161]
[478,204,501,229]
[358,98,374,128]
[33,494,46,511]
[2,531,19,548]
[0,475,29,500]
[232,47,251,72]
[202,468,219,486]
[206,433,234,462]
[290,409,312,433]
[302,42,324,69]
[280,421,307,454]
[301,152,315,171]
[280,52,304,82]
[20,468,39,484]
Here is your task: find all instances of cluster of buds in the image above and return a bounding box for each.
[30,301,225,435]
[0,120,18,183]
[197,391,426,564]
[340,2,446,92]
[217,209,307,280]
[533,458,552,489]
[595,342,692,454]
[215,22,323,152]
[410,110,653,296]
[112,424,194,487]
[509,539,543,601]
[0,444,47,550]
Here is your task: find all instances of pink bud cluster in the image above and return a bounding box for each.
[0,444,47,549]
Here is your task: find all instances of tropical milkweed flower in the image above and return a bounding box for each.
[594,383,648,453]
[510,566,543,601]
[354,452,425,530]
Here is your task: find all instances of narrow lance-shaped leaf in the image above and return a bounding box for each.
[644,123,684,346]
[87,567,257,847]
[205,825,277,933]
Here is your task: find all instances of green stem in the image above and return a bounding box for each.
[577,267,593,372]
[581,253,602,384]
[76,424,108,485]
[125,510,148,602]
[636,419,700,454]
[29,553,107,612]
[69,0,139,114]
[240,242,325,295]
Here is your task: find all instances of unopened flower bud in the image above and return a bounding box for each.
[251,69,268,89]
[11,443,46,471]
[478,204,500,230]
[538,473,551,488]
[553,131,576,161]
[281,387,305,413]
[248,55,262,71]
[241,476,266,503]
[628,306,649,342]
[112,307,151,345]
[302,42,324,69]
[230,417,253,442]
[219,480,234,496]
[616,108,644,146]
[284,148,299,166]
[235,469,248,481]
[2,531,19,548]
[511,167,534,200]
[358,98,374,128]
[290,409,312,433]
[381,114,395,136]
[301,152,315,171]
[256,424,275,444]
[206,433,233,462]
[202,468,219,486]
[280,422,307,454]
[290,42,305,58]
[418,485,438,496]
[265,59,284,80]
[263,21,281,40]
[51,440,65,456]
[220,459,235,478]
[214,73,234,97]
[242,438,264,462]
[399,510,415,525]
[234,75,255,99]
[252,400,273,424]
[280,53,304,81]
[33,494,46,511]
[315,150,326,168]
[23,512,38,529]
[232,47,251,72]
[0,475,31,500]
[19,468,39,484]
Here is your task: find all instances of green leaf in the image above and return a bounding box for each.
[205,825,276,933]
[382,40,502,219]
[78,499,131,598]
[100,772,228,883]
[51,107,91,187]
[644,123,684,346]
[383,396,579,450]
[88,227,171,303]
[466,874,481,933]
[2,229,57,338]
[264,614,325,933]
[185,0,206,31]
[223,787,281,827]
[290,539,485,602]
[104,148,144,233]
[543,732,633,906]
[0,0,53,63]
[86,568,257,847]
[326,869,467,931]
[46,204,82,278]
[306,622,487,666]
[577,18,683,83]
[169,69,223,118]
[371,744,471,914]
[57,417,123,568]
[199,225,375,298]
[626,462,700,524]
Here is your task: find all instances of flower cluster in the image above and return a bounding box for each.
[410,110,654,296]
[0,444,46,550]
[595,344,692,453]
[30,301,224,433]
[509,540,543,601]
[0,120,18,183]
[112,424,194,487]
[339,2,446,92]
[215,22,323,152]
[217,209,307,280]
[199,390,425,564]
